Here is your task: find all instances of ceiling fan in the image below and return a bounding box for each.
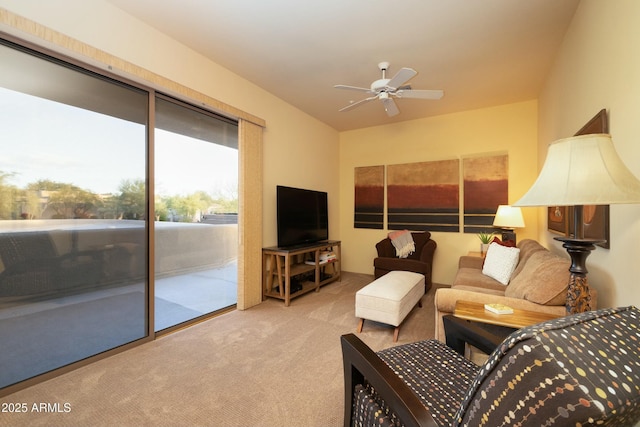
[334,61,443,117]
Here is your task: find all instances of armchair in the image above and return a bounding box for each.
[341,305,640,427]
[373,231,436,293]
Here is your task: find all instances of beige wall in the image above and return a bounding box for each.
[537,0,640,309]
[339,101,539,284]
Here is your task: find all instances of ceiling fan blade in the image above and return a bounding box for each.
[386,67,417,90]
[334,84,373,93]
[338,96,377,112]
[395,89,444,100]
[381,97,399,117]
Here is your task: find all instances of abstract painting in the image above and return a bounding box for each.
[463,154,508,233]
[387,159,460,232]
[354,165,384,229]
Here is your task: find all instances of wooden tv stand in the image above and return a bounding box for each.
[262,240,341,306]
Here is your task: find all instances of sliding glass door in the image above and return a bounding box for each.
[0,41,148,388]
[154,96,238,332]
[0,39,239,391]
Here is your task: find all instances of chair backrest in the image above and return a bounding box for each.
[455,306,640,426]
[376,231,432,260]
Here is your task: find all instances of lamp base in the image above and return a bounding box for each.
[566,273,591,314]
[500,229,516,244]
[554,237,604,314]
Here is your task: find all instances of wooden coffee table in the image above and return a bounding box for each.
[443,300,562,355]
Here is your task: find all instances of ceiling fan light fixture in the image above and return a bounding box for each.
[371,79,390,92]
[335,62,443,117]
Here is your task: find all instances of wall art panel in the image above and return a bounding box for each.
[387,159,460,232]
[354,165,384,229]
[463,154,508,233]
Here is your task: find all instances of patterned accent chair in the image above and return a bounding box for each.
[341,305,640,427]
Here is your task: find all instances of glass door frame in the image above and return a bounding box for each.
[0,34,243,397]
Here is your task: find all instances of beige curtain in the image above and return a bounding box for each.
[238,119,263,309]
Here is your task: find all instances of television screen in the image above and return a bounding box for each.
[277,185,328,248]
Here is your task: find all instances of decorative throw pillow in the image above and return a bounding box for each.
[490,236,516,247]
[481,242,520,285]
[505,250,570,305]
[481,236,516,268]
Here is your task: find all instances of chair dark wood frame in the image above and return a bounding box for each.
[341,333,438,427]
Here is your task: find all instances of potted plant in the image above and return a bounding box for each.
[477,231,496,254]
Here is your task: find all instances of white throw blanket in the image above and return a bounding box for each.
[388,230,415,258]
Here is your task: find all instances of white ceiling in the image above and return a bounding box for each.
[107,0,580,132]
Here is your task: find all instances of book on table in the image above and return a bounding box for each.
[484,303,514,315]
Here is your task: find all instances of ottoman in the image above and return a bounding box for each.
[355,270,424,342]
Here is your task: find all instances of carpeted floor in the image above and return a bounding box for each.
[0,272,443,427]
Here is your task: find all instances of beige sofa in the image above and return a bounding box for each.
[434,239,597,341]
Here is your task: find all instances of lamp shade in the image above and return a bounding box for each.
[493,205,525,228]
[514,134,640,207]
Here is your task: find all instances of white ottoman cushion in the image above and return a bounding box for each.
[355,271,424,327]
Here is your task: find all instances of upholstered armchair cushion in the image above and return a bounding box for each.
[457,305,640,426]
[376,339,479,425]
[373,231,437,293]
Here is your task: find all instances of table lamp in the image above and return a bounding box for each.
[492,205,525,243]
[514,133,640,314]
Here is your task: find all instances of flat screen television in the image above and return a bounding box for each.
[277,185,328,248]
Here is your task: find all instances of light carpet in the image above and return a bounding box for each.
[0,272,442,427]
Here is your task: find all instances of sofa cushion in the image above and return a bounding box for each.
[447,283,507,296]
[481,243,520,285]
[510,239,547,281]
[505,250,570,305]
[453,268,509,293]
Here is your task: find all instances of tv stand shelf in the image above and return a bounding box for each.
[262,240,341,306]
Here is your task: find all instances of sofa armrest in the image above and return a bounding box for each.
[458,255,483,269]
[433,288,567,342]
